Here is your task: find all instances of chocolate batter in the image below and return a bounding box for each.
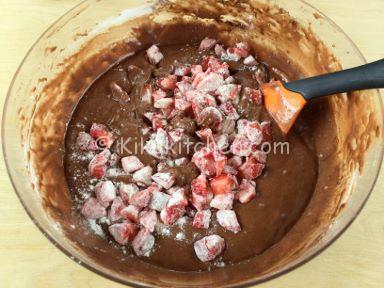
[65,43,317,271]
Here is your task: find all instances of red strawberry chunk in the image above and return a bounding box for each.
[222,165,238,175]
[235,42,250,58]
[214,44,226,57]
[210,193,234,210]
[260,121,272,143]
[252,150,267,164]
[76,132,97,151]
[175,98,191,111]
[154,97,174,109]
[196,128,213,141]
[191,72,206,88]
[216,210,241,233]
[129,187,152,208]
[244,121,263,145]
[157,75,177,90]
[139,209,158,232]
[231,134,252,157]
[167,188,188,207]
[151,172,176,189]
[219,102,240,120]
[197,106,223,127]
[225,76,235,84]
[152,88,167,102]
[239,156,265,180]
[210,174,234,195]
[95,180,116,207]
[151,113,167,130]
[244,87,262,105]
[108,153,119,167]
[109,222,139,245]
[119,183,139,204]
[203,56,230,77]
[196,73,224,93]
[192,210,211,229]
[199,37,217,51]
[192,148,216,176]
[160,205,186,225]
[191,65,203,77]
[121,205,141,223]
[236,179,256,204]
[90,123,115,149]
[168,128,184,144]
[144,128,170,159]
[149,191,171,211]
[132,166,153,186]
[243,55,257,65]
[132,228,155,256]
[214,134,229,151]
[194,235,225,262]
[213,150,227,176]
[225,47,240,62]
[109,197,125,222]
[88,149,111,178]
[121,156,144,173]
[141,84,152,104]
[216,84,241,103]
[81,197,106,219]
[174,65,191,76]
[146,45,164,65]
[190,190,213,211]
[227,155,243,169]
[191,174,207,195]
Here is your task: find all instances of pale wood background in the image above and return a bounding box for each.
[0,1,383,287]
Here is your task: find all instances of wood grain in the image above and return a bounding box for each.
[0,1,383,287]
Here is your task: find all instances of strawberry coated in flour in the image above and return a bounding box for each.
[75,38,273,262]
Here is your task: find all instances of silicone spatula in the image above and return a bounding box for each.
[261,59,384,134]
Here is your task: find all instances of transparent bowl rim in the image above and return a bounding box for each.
[2,0,383,287]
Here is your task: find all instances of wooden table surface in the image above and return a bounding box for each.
[0,1,383,287]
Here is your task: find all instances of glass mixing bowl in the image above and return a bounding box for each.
[3,0,383,287]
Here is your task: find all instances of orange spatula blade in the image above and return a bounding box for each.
[261,81,307,134]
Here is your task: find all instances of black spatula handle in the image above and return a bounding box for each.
[284,59,384,100]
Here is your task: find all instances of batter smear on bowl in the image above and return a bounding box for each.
[65,38,317,270]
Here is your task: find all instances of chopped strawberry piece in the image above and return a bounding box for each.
[192,148,216,176]
[194,235,225,262]
[222,165,238,175]
[244,121,263,145]
[146,45,164,65]
[210,193,234,210]
[196,128,213,141]
[157,75,177,90]
[174,65,191,76]
[243,55,257,65]
[167,186,181,195]
[175,98,191,111]
[235,42,250,58]
[231,134,252,157]
[119,183,139,204]
[260,121,272,143]
[132,228,155,256]
[225,76,235,84]
[197,106,223,127]
[132,166,153,186]
[174,157,188,166]
[168,128,184,144]
[227,155,243,168]
[154,97,174,109]
[191,65,203,77]
[167,188,188,207]
[121,156,144,174]
[110,82,130,102]
[191,72,206,88]
[193,210,211,229]
[239,156,265,180]
[213,150,227,176]
[95,180,116,207]
[88,149,111,178]
[121,205,141,222]
[210,174,234,195]
[81,197,106,219]
[141,84,152,104]
[151,172,176,189]
[216,84,241,103]
[109,197,125,222]
[160,205,185,225]
[244,87,262,105]
[237,119,249,134]
[149,191,171,211]
[203,56,230,77]
[90,123,115,149]
[214,44,225,57]
[139,209,158,232]
[225,47,240,62]
[219,102,240,120]
[214,134,229,150]
[196,73,224,93]
[144,128,170,159]
[129,187,152,208]
[152,88,167,102]
[199,37,217,51]
[216,210,241,233]
[236,179,256,204]
[109,222,139,245]
[76,132,97,151]
[190,190,213,211]
[252,150,267,164]
[108,153,119,167]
